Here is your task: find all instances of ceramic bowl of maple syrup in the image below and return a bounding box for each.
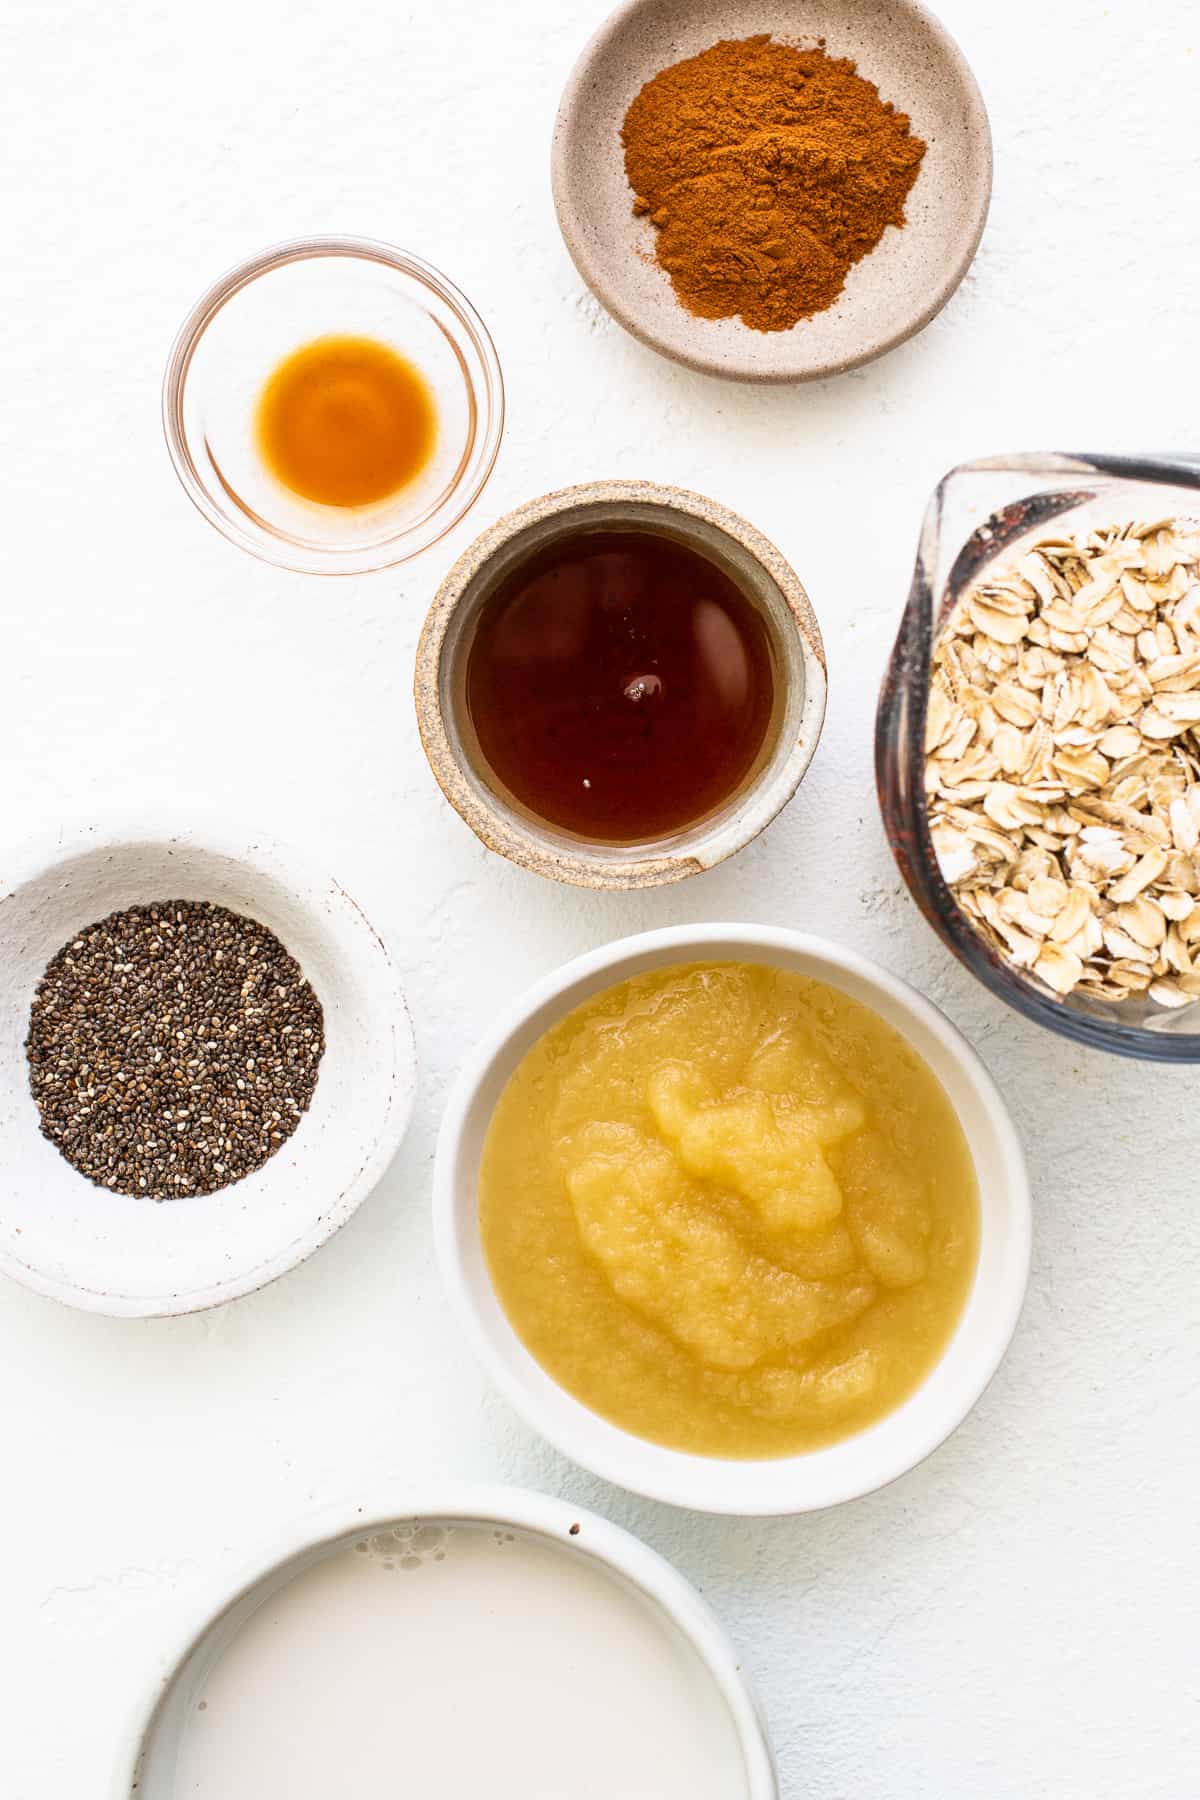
[414,481,827,889]
[163,236,504,575]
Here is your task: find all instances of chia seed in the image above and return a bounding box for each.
[25,899,325,1199]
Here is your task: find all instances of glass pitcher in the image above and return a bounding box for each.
[876,451,1200,1062]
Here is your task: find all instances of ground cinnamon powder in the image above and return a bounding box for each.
[621,36,926,334]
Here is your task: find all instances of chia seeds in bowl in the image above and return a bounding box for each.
[0,826,414,1315]
[26,900,325,1199]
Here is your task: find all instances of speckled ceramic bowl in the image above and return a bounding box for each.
[414,480,827,889]
[552,0,992,382]
[0,823,416,1317]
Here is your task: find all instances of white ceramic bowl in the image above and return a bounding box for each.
[113,1485,778,1799]
[0,824,416,1317]
[435,925,1031,1515]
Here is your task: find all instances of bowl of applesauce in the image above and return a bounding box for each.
[434,924,1031,1515]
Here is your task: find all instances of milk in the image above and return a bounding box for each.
[174,1520,751,1799]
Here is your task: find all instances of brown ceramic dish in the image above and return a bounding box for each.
[552,0,992,383]
[414,481,827,890]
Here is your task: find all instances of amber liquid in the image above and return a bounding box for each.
[255,334,436,508]
[465,527,777,842]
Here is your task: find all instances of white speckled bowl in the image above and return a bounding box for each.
[552,0,992,382]
[0,825,415,1317]
[435,924,1031,1515]
[114,1486,778,1799]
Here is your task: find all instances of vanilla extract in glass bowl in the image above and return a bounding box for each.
[163,236,504,575]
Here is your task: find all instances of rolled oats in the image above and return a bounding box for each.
[926,519,1200,1008]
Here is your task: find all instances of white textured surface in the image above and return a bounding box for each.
[1,1,1197,1795]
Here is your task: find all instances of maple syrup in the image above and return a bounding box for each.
[255,334,436,508]
[465,527,777,842]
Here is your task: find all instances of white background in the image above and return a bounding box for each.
[2,1,1198,1795]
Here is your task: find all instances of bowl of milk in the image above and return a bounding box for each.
[115,1485,776,1800]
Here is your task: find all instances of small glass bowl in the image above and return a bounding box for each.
[876,451,1200,1063]
[162,236,504,575]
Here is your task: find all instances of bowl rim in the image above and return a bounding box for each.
[0,818,417,1317]
[413,479,828,890]
[161,233,505,575]
[110,1483,779,1799]
[434,922,1032,1514]
[550,0,993,384]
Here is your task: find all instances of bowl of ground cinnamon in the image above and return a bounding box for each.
[552,1,991,382]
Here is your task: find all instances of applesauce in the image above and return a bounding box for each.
[479,963,979,1459]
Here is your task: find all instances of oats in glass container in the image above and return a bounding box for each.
[926,519,1200,1007]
